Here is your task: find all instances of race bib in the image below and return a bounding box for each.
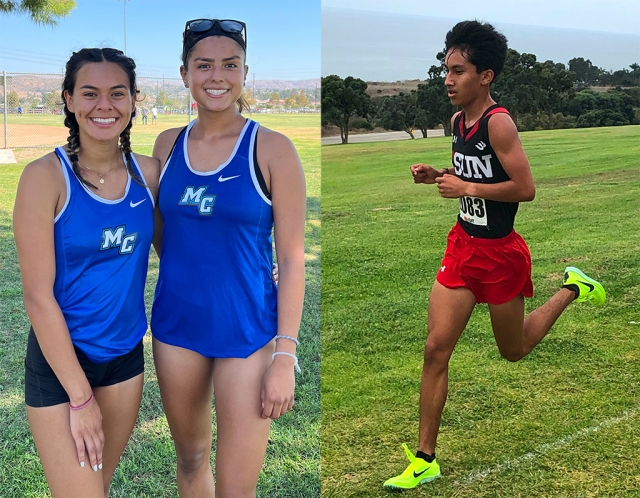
[459,196,487,226]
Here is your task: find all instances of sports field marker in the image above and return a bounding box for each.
[457,408,639,486]
[0,149,16,164]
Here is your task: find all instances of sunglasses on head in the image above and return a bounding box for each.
[184,19,247,47]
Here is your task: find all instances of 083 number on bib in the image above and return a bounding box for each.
[459,196,487,226]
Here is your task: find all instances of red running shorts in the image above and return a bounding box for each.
[436,222,534,305]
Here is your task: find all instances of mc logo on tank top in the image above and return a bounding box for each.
[100,225,138,255]
[178,186,217,215]
[453,152,494,180]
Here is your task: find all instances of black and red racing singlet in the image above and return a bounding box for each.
[452,104,518,239]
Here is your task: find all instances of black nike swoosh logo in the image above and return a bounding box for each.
[413,468,429,478]
[579,280,594,292]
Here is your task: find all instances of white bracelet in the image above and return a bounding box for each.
[274,334,299,346]
[272,351,302,373]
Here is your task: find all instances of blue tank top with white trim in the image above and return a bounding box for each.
[151,119,278,358]
[52,147,154,363]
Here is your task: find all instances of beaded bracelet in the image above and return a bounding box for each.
[69,391,94,411]
[272,352,302,374]
[274,334,299,346]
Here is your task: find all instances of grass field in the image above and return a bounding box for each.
[0,113,320,497]
[322,125,640,497]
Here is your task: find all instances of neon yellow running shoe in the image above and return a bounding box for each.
[383,444,440,490]
[563,266,606,305]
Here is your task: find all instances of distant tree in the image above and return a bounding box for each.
[164,96,179,109]
[27,95,40,108]
[568,57,602,87]
[493,49,541,126]
[415,55,456,136]
[156,90,168,106]
[630,63,640,86]
[0,0,76,26]
[268,92,281,105]
[243,88,256,107]
[562,88,635,124]
[576,109,629,127]
[7,90,20,109]
[43,89,60,108]
[284,90,299,108]
[414,107,431,138]
[296,89,309,107]
[535,60,575,128]
[378,92,417,138]
[321,75,370,144]
[599,65,640,87]
[517,112,576,132]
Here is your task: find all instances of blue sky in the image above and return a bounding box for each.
[322,0,640,81]
[0,0,320,80]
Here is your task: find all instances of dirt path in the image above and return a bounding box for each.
[0,123,68,148]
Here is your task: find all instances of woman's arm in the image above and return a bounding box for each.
[134,152,162,257]
[150,127,183,257]
[14,155,104,470]
[257,128,306,420]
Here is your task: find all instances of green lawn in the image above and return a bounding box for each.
[0,113,320,497]
[322,125,640,497]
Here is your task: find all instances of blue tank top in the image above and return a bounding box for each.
[151,119,278,358]
[53,147,154,363]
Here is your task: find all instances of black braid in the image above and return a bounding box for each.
[119,119,146,188]
[63,111,99,190]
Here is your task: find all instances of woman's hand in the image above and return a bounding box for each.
[69,397,105,471]
[260,356,295,419]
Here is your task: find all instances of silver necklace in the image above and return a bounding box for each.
[77,158,122,184]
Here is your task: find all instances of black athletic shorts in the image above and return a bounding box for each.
[24,327,144,408]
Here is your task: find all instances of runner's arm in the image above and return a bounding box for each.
[463,113,535,202]
[268,131,306,350]
[259,129,306,419]
[150,128,183,256]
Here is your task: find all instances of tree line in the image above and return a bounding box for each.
[322,50,640,143]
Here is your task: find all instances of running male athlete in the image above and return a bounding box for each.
[384,20,606,490]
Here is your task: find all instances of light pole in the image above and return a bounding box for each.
[119,0,130,54]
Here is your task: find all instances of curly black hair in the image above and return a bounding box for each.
[444,21,508,83]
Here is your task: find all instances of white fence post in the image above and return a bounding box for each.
[3,71,7,149]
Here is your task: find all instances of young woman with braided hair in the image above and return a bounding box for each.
[13,47,159,497]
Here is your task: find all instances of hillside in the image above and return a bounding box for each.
[4,73,320,100]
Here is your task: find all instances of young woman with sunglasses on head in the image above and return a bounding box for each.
[13,48,159,497]
[150,19,306,497]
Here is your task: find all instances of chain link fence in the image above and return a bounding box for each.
[1,71,196,148]
[1,71,320,150]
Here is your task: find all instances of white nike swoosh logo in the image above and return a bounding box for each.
[218,175,240,182]
[130,199,146,208]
